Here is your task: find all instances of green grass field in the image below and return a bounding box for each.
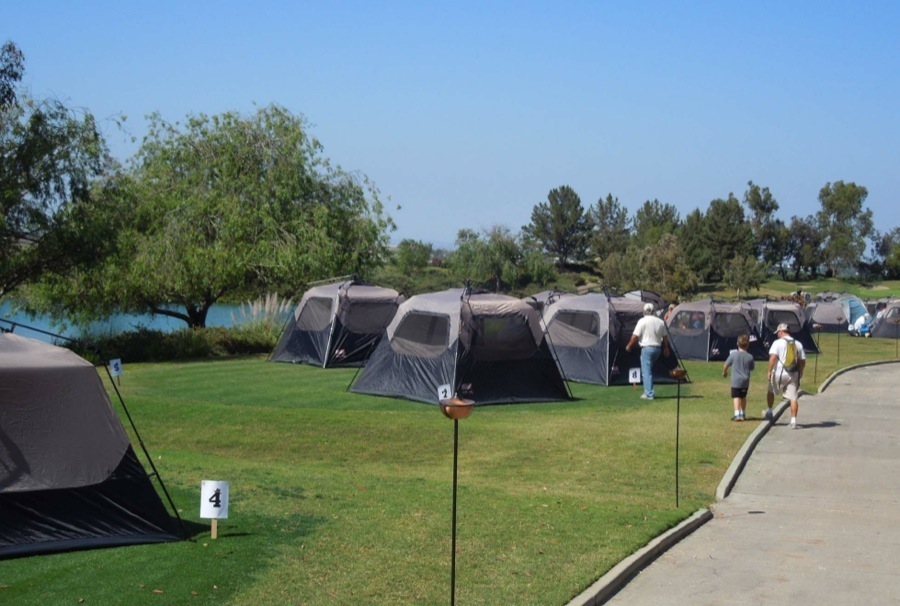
[1,333,897,605]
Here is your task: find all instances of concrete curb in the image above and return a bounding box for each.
[715,399,789,501]
[565,358,900,606]
[565,402,786,606]
[565,509,714,606]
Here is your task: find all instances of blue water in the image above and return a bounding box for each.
[0,301,244,343]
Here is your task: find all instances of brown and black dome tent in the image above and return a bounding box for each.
[0,333,182,558]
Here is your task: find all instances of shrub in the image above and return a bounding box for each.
[68,294,294,362]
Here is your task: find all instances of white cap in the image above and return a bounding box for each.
[643,303,654,315]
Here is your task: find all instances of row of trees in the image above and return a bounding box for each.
[1,41,393,327]
[518,180,895,300]
[395,180,894,303]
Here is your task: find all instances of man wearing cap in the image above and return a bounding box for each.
[765,322,806,428]
[626,303,670,400]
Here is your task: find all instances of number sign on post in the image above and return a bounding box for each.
[200,480,229,539]
[437,384,452,401]
[109,358,123,385]
[629,367,642,385]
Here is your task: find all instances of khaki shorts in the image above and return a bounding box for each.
[769,371,799,401]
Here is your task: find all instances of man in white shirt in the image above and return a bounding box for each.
[765,323,806,428]
[625,303,671,400]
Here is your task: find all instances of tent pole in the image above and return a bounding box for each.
[102,362,188,540]
[345,334,380,392]
[538,309,574,398]
[268,303,296,362]
[662,321,691,384]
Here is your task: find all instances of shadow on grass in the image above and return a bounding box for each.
[179,512,329,541]
[650,394,703,400]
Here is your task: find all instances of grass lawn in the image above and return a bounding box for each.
[1,333,897,605]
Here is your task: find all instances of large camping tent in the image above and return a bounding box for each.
[666,299,768,361]
[623,289,668,311]
[866,297,898,317]
[542,294,682,386]
[0,333,181,558]
[351,288,571,405]
[871,300,900,338]
[522,290,572,313]
[270,280,404,367]
[746,299,820,354]
[804,294,867,333]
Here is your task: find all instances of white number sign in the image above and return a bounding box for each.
[200,480,230,519]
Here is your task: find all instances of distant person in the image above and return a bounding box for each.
[723,334,755,422]
[765,323,806,429]
[626,303,671,400]
[849,313,872,337]
[664,303,676,322]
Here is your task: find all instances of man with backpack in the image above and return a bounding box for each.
[765,323,806,429]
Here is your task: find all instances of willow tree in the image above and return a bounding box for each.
[37,104,393,328]
[1,41,111,299]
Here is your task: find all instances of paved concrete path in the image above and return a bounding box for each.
[600,362,900,605]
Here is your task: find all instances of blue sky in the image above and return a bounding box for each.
[5,1,899,249]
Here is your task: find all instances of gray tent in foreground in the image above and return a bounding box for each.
[270,281,404,367]
[542,293,683,386]
[0,333,181,558]
[351,288,571,406]
[666,299,768,361]
[746,299,820,354]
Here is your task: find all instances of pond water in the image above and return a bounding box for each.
[0,301,249,343]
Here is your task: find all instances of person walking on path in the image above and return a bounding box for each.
[723,334,755,421]
[626,303,671,400]
[765,322,806,428]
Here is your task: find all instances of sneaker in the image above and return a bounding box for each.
[732,413,743,422]
[790,419,797,429]
[763,408,774,422]
[640,393,654,400]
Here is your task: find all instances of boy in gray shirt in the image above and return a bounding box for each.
[723,334,755,421]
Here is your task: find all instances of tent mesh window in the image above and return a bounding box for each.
[766,309,802,332]
[340,300,400,333]
[296,297,333,331]
[557,311,599,335]
[714,313,750,338]
[550,310,601,348]
[670,311,705,333]
[468,315,536,360]
[611,312,640,343]
[391,312,450,358]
